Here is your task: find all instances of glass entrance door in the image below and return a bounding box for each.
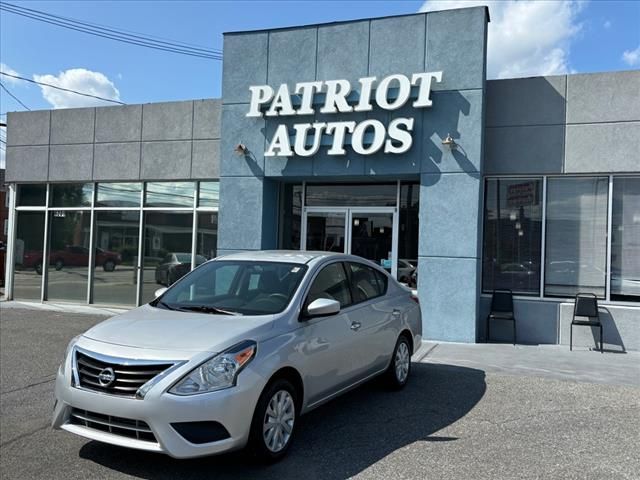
[302,207,398,278]
[305,211,347,253]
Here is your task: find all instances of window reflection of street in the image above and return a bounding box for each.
[11,182,219,306]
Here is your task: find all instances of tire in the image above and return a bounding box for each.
[54,259,64,271]
[103,260,116,272]
[35,263,43,275]
[247,378,298,463]
[383,335,412,390]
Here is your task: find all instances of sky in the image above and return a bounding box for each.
[1,0,639,166]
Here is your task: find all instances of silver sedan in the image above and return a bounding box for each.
[52,251,422,461]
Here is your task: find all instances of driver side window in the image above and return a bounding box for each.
[307,263,352,308]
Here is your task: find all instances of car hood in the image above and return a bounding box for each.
[83,304,276,352]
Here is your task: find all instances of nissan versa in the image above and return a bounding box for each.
[53,251,422,461]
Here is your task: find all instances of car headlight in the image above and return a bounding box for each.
[169,341,257,395]
[59,335,80,374]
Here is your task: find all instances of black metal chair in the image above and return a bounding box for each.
[487,289,516,345]
[570,293,603,353]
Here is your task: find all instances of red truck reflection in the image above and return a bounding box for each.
[22,246,122,274]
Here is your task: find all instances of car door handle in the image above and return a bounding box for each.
[392,309,401,317]
[350,321,362,331]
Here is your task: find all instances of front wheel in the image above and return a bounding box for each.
[383,335,412,390]
[247,378,298,463]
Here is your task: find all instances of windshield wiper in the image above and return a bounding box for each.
[156,300,177,311]
[176,305,242,316]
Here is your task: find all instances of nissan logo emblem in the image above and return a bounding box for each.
[98,367,116,387]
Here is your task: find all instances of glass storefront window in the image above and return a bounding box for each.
[305,183,397,207]
[93,211,140,306]
[350,212,393,268]
[16,185,47,206]
[50,183,93,207]
[145,182,195,208]
[306,212,346,253]
[12,211,45,300]
[611,177,640,302]
[140,211,194,303]
[399,182,419,284]
[545,177,608,298]
[96,183,142,207]
[196,211,218,260]
[483,178,543,295]
[280,184,302,250]
[47,211,91,302]
[198,182,220,208]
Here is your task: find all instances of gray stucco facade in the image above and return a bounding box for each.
[4,7,639,350]
[6,99,221,182]
[218,7,489,343]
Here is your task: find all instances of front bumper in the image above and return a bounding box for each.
[52,344,266,459]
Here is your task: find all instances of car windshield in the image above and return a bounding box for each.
[152,260,308,316]
[174,253,192,262]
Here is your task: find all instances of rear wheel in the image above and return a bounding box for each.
[248,378,298,463]
[103,260,116,272]
[383,335,412,390]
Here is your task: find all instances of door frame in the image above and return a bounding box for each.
[301,206,399,279]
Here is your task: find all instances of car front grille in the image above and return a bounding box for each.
[69,408,157,443]
[75,351,173,398]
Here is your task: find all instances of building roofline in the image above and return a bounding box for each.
[223,6,490,36]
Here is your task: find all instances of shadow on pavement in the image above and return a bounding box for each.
[79,362,486,480]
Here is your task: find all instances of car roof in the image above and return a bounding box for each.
[215,250,349,265]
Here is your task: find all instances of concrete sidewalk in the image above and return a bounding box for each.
[414,341,640,387]
[0,299,127,316]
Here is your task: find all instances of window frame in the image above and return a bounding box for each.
[481,174,639,306]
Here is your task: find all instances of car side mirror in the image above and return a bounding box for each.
[303,298,341,319]
[154,287,168,298]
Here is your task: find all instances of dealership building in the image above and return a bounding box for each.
[3,7,639,350]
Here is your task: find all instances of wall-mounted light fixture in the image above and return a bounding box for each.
[234,143,249,156]
[442,133,457,150]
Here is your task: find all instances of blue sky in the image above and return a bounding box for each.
[0,0,639,113]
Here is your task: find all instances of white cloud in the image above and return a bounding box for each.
[0,63,22,85]
[603,20,612,29]
[33,68,120,109]
[420,0,585,79]
[622,45,640,66]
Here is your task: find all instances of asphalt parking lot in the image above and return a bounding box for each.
[1,305,639,480]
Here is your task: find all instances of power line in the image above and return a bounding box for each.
[6,2,223,55]
[0,72,125,105]
[2,1,222,54]
[0,82,31,110]
[1,2,223,60]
